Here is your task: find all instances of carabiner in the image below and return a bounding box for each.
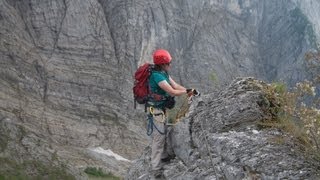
[149,106,154,115]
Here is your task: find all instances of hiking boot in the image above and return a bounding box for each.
[161,155,175,163]
[161,157,171,165]
[152,169,164,179]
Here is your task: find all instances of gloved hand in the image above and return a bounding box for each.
[186,89,200,97]
[193,89,200,96]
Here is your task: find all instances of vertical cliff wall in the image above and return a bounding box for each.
[0,0,320,178]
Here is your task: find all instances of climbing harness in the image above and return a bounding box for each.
[146,91,201,134]
[147,107,165,136]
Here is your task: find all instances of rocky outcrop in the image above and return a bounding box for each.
[126,78,320,180]
[1,0,320,178]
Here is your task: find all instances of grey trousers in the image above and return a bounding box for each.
[149,108,174,171]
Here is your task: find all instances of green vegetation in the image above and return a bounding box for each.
[259,80,320,160]
[0,157,75,180]
[272,81,287,94]
[84,167,121,180]
[209,70,219,85]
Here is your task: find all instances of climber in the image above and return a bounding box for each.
[147,49,199,178]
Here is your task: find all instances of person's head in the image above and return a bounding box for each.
[153,49,172,72]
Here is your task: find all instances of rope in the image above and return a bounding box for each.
[175,95,192,121]
[200,119,220,179]
[167,95,191,126]
[146,113,165,136]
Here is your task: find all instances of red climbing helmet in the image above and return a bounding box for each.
[153,49,172,65]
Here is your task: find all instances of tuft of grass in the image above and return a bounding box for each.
[272,82,287,94]
[84,167,120,180]
[209,70,219,85]
[258,82,287,121]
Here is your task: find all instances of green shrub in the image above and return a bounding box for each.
[84,167,120,179]
[259,80,320,159]
[85,167,105,177]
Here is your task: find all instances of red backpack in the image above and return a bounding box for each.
[133,63,154,109]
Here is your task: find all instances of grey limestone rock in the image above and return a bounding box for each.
[1,0,320,178]
[126,78,320,180]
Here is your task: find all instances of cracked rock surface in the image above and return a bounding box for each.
[126,78,320,180]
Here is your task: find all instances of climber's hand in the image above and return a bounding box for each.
[186,89,193,97]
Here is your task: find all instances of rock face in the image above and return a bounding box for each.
[1,0,320,178]
[0,0,147,178]
[126,78,320,180]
